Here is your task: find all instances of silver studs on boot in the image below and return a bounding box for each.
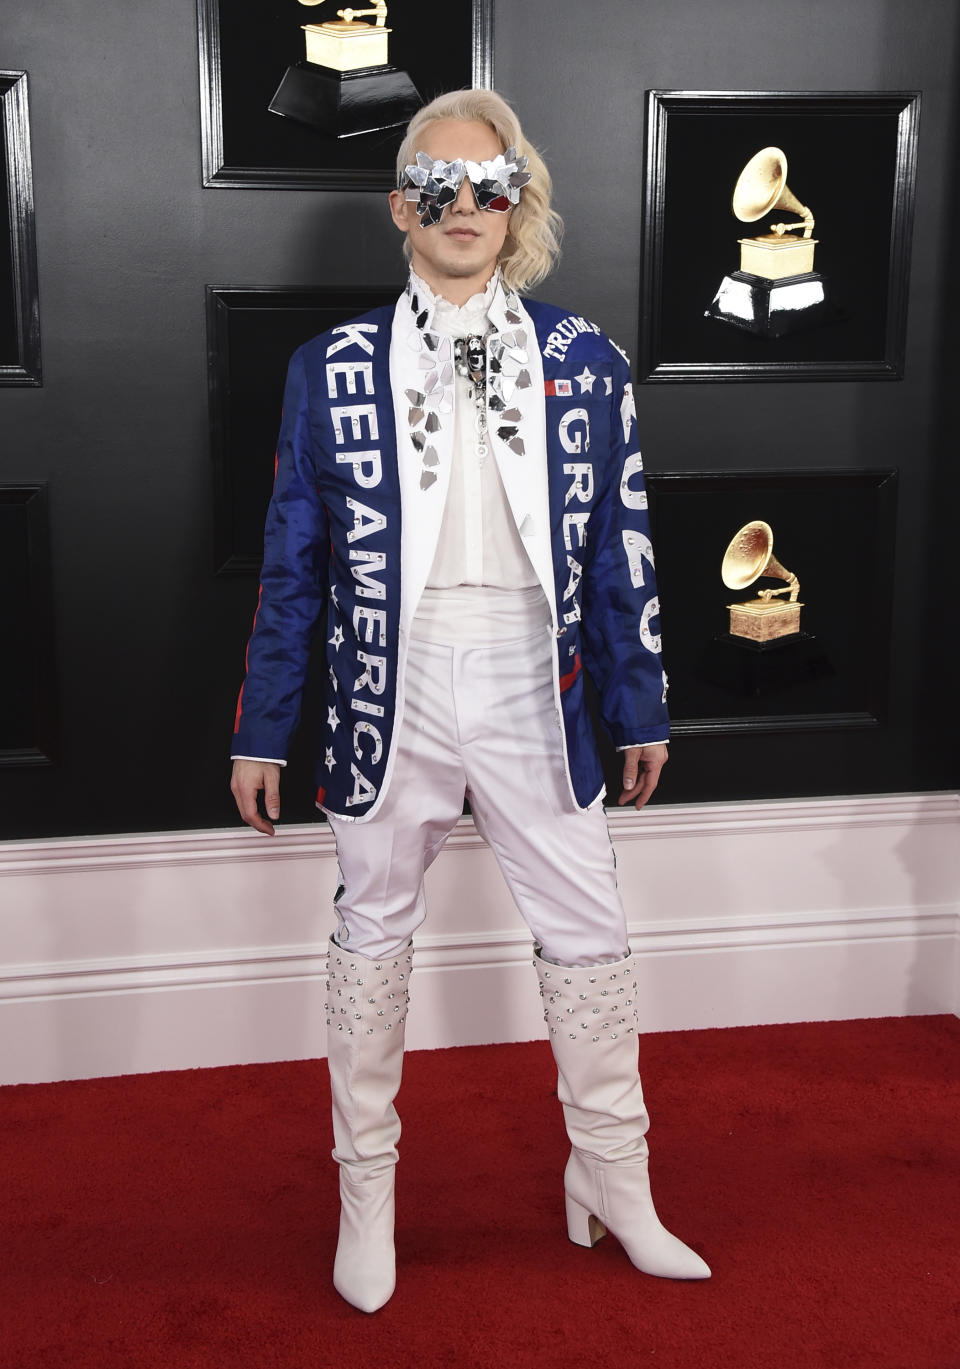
[534,955,641,1043]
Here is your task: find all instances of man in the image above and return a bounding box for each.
[231,88,710,1313]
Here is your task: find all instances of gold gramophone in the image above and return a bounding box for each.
[734,147,817,279]
[299,0,390,72]
[269,0,421,138]
[721,520,803,642]
[705,146,829,337]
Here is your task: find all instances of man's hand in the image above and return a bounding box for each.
[230,759,282,836]
[617,744,668,811]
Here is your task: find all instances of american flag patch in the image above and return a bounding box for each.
[545,379,573,397]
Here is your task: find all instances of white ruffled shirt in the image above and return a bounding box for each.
[408,269,543,649]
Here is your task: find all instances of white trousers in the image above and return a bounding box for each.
[326,618,630,969]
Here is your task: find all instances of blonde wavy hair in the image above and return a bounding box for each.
[395,88,563,295]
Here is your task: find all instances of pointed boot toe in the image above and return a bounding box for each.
[326,940,412,1314]
[535,949,712,1284]
[332,1167,397,1313]
[565,1150,710,1280]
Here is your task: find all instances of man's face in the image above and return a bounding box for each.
[388,118,513,293]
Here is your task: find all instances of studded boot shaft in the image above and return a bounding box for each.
[325,937,413,1312]
[536,951,648,1165]
[534,947,711,1280]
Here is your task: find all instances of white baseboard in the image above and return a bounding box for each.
[1,792,958,1084]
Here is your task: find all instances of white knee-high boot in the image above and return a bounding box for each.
[325,935,412,1312]
[535,947,710,1280]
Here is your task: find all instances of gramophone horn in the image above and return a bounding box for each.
[732,147,814,237]
[721,520,799,601]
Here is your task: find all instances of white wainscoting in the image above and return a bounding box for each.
[1,792,957,1085]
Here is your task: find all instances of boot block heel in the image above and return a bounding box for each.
[566,1191,606,1248]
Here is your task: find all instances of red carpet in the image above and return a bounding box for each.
[2,1015,958,1368]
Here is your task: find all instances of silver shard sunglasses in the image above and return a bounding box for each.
[399,146,531,226]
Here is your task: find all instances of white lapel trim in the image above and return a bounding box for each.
[389,293,459,633]
[392,272,559,635]
[486,283,558,630]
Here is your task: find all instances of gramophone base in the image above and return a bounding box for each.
[697,631,834,698]
[727,599,803,642]
[302,23,391,72]
[704,270,829,339]
[269,61,422,139]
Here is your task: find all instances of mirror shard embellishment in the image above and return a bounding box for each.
[407,326,454,491]
[400,146,531,227]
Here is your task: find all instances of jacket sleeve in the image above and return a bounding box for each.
[578,349,670,748]
[231,346,329,762]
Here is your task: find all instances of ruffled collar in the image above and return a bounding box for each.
[407,266,499,337]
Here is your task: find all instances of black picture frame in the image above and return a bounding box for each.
[1,71,41,386]
[640,91,921,383]
[207,285,398,575]
[0,485,58,766]
[646,468,898,735]
[198,0,494,190]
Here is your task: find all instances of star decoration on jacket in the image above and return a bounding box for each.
[604,375,613,395]
[324,748,336,772]
[329,583,339,609]
[328,664,339,691]
[327,706,340,733]
[329,625,344,650]
[574,366,596,394]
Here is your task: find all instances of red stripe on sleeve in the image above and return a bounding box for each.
[559,652,582,693]
[233,585,265,733]
[233,683,245,734]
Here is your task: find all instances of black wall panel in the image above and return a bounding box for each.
[0,0,957,838]
[0,485,57,764]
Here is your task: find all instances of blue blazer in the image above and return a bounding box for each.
[232,277,668,821]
